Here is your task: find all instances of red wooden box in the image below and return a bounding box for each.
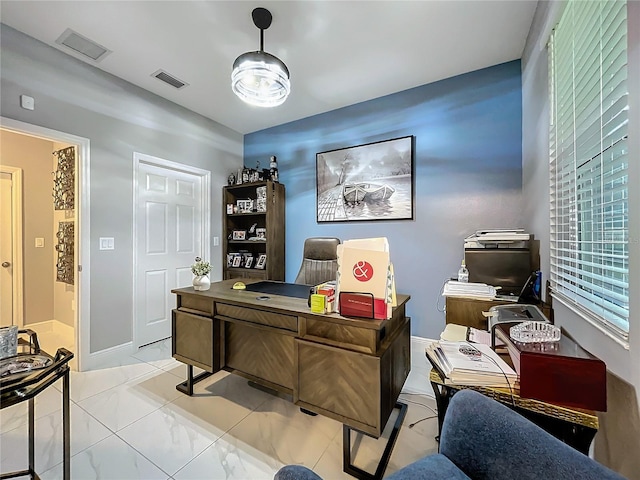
[495,323,607,411]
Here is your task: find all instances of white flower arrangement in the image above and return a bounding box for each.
[191,257,211,276]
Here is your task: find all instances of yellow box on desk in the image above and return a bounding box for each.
[310,294,331,314]
[310,282,336,314]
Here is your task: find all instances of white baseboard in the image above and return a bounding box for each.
[411,335,437,346]
[53,320,74,337]
[25,319,74,334]
[24,319,55,333]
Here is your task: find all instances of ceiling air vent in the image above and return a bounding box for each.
[55,28,111,62]
[152,70,189,89]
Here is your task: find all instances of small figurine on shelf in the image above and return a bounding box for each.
[242,166,250,184]
[227,173,236,186]
[255,161,265,181]
[269,156,279,182]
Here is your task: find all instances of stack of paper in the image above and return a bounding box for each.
[425,340,518,388]
[443,280,497,300]
[336,237,396,319]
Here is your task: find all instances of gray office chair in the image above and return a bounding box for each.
[294,237,341,286]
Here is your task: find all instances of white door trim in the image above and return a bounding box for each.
[0,165,24,327]
[132,152,211,349]
[1,116,90,372]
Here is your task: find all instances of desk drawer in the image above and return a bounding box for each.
[178,294,214,316]
[225,321,294,390]
[216,303,298,332]
[172,310,218,372]
[295,317,410,437]
[303,318,377,353]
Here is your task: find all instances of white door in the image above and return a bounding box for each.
[0,173,13,327]
[135,156,209,347]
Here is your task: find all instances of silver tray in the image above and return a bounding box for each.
[0,354,54,379]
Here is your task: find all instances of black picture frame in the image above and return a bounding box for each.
[316,135,414,223]
[255,254,267,269]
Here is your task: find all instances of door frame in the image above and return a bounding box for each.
[132,152,210,349]
[1,117,90,372]
[0,165,24,327]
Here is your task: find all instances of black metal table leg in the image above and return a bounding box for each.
[63,369,70,480]
[430,381,453,443]
[343,402,408,480]
[29,397,35,478]
[176,364,213,396]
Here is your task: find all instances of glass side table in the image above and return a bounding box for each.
[0,329,74,480]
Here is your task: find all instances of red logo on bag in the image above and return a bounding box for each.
[352,261,373,282]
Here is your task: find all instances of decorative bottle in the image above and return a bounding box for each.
[269,156,279,182]
[457,259,469,283]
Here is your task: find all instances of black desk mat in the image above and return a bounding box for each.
[243,281,311,299]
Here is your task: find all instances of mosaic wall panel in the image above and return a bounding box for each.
[53,146,75,210]
[56,221,74,285]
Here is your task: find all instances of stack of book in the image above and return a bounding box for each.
[425,340,518,388]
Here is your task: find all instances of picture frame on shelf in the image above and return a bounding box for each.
[232,230,246,241]
[244,256,254,268]
[255,254,267,269]
[231,255,242,268]
[255,228,266,240]
[236,199,253,213]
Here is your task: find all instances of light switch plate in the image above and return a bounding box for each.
[35,237,44,248]
[99,237,115,250]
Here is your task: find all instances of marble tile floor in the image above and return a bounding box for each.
[0,337,439,479]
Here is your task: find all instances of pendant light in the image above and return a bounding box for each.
[231,7,290,107]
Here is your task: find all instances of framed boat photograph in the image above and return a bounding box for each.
[316,136,414,223]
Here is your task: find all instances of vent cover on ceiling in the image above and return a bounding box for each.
[55,28,111,62]
[151,70,189,89]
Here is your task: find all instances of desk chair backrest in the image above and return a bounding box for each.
[294,237,341,286]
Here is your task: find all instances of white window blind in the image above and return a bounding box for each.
[549,0,629,339]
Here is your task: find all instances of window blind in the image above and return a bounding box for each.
[549,0,629,338]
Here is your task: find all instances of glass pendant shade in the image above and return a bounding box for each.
[231,51,290,107]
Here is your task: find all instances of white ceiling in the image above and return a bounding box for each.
[0,1,538,135]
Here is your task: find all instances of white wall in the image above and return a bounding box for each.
[1,24,243,355]
[521,0,640,414]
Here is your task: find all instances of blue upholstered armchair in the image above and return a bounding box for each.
[274,389,625,480]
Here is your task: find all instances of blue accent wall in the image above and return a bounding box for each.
[245,60,523,339]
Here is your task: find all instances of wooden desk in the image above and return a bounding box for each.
[171,280,411,479]
[429,369,598,454]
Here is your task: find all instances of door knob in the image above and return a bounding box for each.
[1,262,10,268]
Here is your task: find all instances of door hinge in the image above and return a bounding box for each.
[78,265,82,272]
